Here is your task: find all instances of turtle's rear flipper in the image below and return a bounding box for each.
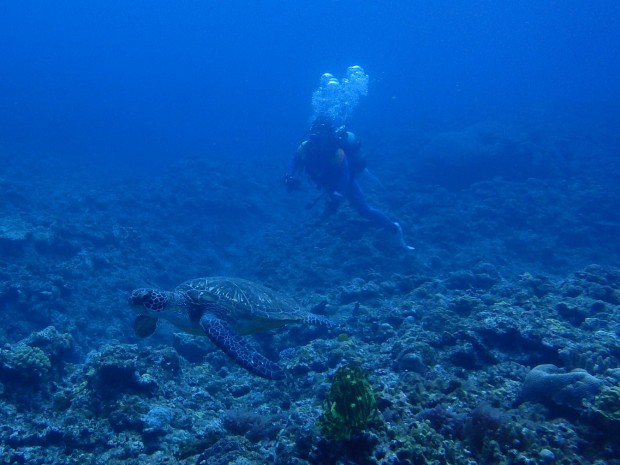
[199,315,286,381]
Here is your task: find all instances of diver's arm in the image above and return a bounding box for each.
[284,144,305,191]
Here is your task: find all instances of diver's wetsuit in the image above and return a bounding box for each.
[286,121,398,234]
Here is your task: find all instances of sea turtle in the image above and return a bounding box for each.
[128,277,335,381]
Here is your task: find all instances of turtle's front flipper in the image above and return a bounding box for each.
[134,315,158,338]
[199,315,285,381]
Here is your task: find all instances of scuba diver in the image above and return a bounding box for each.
[284,116,414,251]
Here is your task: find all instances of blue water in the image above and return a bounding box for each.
[1,1,618,174]
[2,3,620,463]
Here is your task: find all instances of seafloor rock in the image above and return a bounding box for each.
[86,344,159,398]
[396,352,427,374]
[444,268,500,291]
[142,405,174,436]
[473,308,562,366]
[0,216,31,242]
[172,332,211,363]
[521,363,604,410]
[24,325,73,365]
[414,121,555,188]
[0,326,73,389]
[338,278,382,303]
[0,216,31,256]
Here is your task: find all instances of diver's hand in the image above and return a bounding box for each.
[284,175,300,192]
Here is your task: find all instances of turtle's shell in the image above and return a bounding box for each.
[176,277,305,335]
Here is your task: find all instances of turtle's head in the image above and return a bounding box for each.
[129,288,170,315]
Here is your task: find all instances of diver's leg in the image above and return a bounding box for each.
[346,181,398,232]
[347,180,415,250]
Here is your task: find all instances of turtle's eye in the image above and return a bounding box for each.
[129,288,149,306]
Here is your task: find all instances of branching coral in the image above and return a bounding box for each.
[591,385,620,423]
[0,344,51,380]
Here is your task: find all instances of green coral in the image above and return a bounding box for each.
[591,385,620,422]
[1,344,51,379]
[317,365,377,440]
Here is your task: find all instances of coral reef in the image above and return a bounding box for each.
[522,364,604,410]
[591,384,620,423]
[0,344,51,381]
[1,115,619,464]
